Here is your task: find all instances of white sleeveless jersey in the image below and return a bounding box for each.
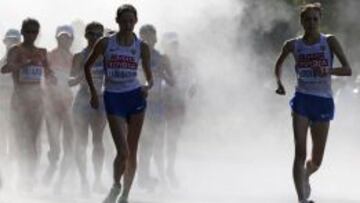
[149,49,163,93]
[79,48,104,94]
[103,34,142,93]
[293,34,334,98]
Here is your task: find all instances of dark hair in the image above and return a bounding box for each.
[21,18,40,31]
[139,24,156,35]
[116,4,137,20]
[85,21,104,33]
[300,2,322,21]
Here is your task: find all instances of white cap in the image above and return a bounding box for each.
[55,25,74,38]
[4,29,21,40]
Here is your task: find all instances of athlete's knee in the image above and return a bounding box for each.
[116,150,129,162]
[93,136,104,150]
[307,159,321,170]
[48,148,60,164]
[294,150,306,163]
[127,155,137,170]
[75,143,87,156]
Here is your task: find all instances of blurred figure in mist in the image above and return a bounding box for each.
[137,24,174,191]
[42,25,75,192]
[0,29,21,174]
[71,19,86,53]
[0,28,21,190]
[69,22,107,194]
[161,32,196,188]
[1,18,56,191]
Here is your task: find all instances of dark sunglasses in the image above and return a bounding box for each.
[23,30,39,34]
[87,31,103,37]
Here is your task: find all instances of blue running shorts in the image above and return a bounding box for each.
[104,87,146,118]
[290,92,334,122]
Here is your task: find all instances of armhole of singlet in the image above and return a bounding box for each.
[292,37,299,57]
[104,35,114,54]
[138,39,144,59]
[102,36,113,70]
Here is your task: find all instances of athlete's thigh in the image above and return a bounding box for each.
[310,121,329,163]
[107,114,128,153]
[127,112,145,154]
[292,112,310,154]
[90,111,107,141]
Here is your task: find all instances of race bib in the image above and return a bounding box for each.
[19,65,43,82]
[106,68,137,82]
[298,68,315,80]
[92,66,104,83]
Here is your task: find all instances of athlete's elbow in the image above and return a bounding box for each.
[347,67,352,76]
[1,67,10,74]
[344,66,352,76]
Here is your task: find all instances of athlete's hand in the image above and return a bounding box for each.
[141,85,150,98]
[275,81,286,95]
[313,66,329,77]
[68,75,82,87]
[49,75,58,85]
[90,94,99,109]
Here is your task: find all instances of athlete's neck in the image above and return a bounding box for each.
[22,41,35,49]
[56,46,71,53]
[117,31,134,46]
[303,32,321,45]
[87,42,95,49]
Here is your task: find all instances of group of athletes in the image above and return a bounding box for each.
[0,4,195,203]
[0,2,355,203]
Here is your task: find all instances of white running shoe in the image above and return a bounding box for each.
[103,184,121,203]
[299,200,314,203]
[117,196,128,203]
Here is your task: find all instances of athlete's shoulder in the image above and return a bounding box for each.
[9,44,21,52]
[282,38,297,52]
[323,33,336,42]
[36,48,47,59]
[96,36,111,51]
[73,52,84,60]
[140,40,149,50]
[324,34,340,50]
[38,47,47,54]
[7,44,22,58]
[48,47,58,56]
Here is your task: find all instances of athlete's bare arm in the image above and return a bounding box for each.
[42,48,57,85]
[327,35,352,76]
[140,41,153,90]
[84,37,107,97]
[69,52,84,87]
[1,46,25,74]
[274,39,294,95]
[160,55,175,86]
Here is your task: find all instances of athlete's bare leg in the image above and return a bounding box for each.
[292,113,310,201]
[120,112,145,201]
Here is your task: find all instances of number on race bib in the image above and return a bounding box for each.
[19,65,43,82]
[106,68,137,82]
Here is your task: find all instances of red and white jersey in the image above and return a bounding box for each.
[12,46,47,85]
[103,34,142,93]
[293,34,334,98]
